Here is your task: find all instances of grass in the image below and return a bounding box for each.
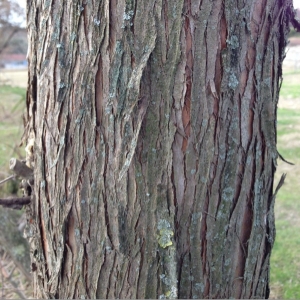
[0,82,26,197]
[280,70,300,99]
[0,72,32,297]
[276,109,300,139]
[271,219,300,299]
[270,70,300,299]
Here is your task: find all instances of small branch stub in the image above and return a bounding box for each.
[0,175,15,185]
[0,196,31,208]
[9,158,33,179]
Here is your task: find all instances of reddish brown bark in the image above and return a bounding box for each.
[25,0,295,298]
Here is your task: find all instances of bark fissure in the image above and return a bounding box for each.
[25,0,293,298]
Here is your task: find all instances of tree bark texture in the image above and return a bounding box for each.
[26,0,293,298]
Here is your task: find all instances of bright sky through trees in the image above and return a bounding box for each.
[294,0,300,8]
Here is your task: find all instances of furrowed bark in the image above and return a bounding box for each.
[26,0,292,298]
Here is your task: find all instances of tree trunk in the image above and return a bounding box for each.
[25,0,293,298]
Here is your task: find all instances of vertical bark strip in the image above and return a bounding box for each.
[26,0,293,298]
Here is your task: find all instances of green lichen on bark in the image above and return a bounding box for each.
[157,220,174,248]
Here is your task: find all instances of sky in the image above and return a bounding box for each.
[15,0,25,9]
[294,0,300,9]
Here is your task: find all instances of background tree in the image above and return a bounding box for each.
[25,0,298,298]
[0,0,25,55]
[0,2,31,298]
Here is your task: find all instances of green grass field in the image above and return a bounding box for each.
[0,70,31,298]
[0,85,26,167]
[0,74,26,197]
[0,69,299,298]
[270,70,300,298]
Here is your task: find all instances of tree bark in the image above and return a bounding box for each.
[26,0,293,298]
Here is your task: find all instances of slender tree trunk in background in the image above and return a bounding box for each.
[25,0,295,298]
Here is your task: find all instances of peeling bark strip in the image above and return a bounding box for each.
[26,0,293,298]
